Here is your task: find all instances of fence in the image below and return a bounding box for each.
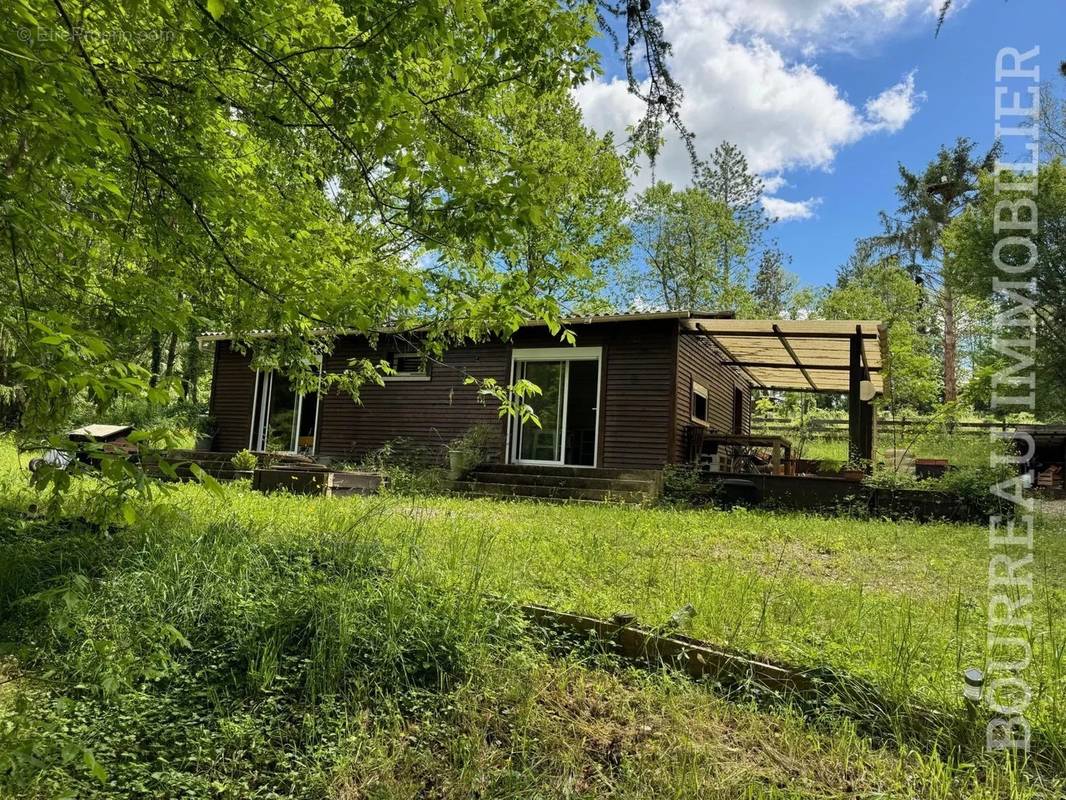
[752,416,1011,435]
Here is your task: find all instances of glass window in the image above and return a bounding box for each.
[692,381,709,423]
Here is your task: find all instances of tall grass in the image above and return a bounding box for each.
[130,481,1066,770]
[0,440,1063,797]
[0,493,516,796]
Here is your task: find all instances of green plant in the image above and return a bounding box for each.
[231,449,258,472]
[446,424,498,460]
[344,439,446,495]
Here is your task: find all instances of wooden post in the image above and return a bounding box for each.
[771,440,782,474]
[848,335,862,464]
[859,400,873,466]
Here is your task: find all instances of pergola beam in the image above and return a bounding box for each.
[856,324,870,372]
[681,329,878,340]
[695,323,765,389]
[773,324,817,391]
[720,361,882,372]
[681,319,885,398]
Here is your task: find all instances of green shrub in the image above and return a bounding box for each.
[343,438,447,495]
[230,449,258,471]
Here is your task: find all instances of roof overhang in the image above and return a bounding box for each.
[681,318,888,396]
[196,310,736,343]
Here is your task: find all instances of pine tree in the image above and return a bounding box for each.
[867,138,999,403]
[752,244,795,318]
[698,142,769,289]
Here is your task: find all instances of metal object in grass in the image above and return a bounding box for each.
[963,667,984,721]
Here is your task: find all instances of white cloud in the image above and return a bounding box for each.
[762,195,822,221]
[864,70,924,132]
[760,174,788,194]
[575,0,932,202]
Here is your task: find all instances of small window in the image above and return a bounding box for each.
[732,386,745,434]
[691,381,709,424]
[385,349,430,380]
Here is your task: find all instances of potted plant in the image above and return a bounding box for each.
[195,415,217,451]
[230,448,258,481]
[839,459,868,482]
[446,424,495,479]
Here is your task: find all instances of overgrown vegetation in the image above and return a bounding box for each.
[5,443,1061,797]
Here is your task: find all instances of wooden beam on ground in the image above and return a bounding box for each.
[519,603,812,696]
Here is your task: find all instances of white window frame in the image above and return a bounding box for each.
[248,364,323,454]
[382,348,431,382]
[691,380,710,426]
[507,346,602,468]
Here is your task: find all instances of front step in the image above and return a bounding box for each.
[468,470,653,492]
[477,463,662,482]
[448,464,663,504]
[447,480,648,504]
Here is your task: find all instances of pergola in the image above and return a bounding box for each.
[681,318,888,463]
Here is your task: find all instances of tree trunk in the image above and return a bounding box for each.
[181,323,202,403]
[942,286,958,403]
[149,331,162,388]
[163,332,178,378]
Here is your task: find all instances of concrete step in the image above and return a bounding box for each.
[452,491,608,506]
[466,470,655,492]
[447,480,649,504]
[475,463,662,482]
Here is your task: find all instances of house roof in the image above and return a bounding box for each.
[197,312,889,397]
[195,310,735,342]
[680,318,887,395]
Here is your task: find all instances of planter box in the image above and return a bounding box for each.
[253,467,329,495]
[684,472,986,523]
[251,467,383,496]
[915,459,951,480]
[329,471,384,496]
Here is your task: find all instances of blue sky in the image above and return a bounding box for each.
[580,0,1060,291]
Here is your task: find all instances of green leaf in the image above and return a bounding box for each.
[83,749,108,784]
[206,0,225,20]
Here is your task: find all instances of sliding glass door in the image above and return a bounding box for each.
[249,371,319,454]
[515,360,565,463]
[511,348,601,467]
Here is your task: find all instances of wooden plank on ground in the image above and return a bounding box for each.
[519,603,813,696]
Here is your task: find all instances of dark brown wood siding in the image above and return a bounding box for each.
[511,320,676,469]
[208,341,256,452]
[315,337,510,462]
[205,319,680,468]
[672,332,752,463]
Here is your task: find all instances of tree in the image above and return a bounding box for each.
[493,92,631,315]
[0,0,677,454]
[621,181,748,312]
[751,244,813,319]
[698,142,770,289]
[946,159,1066,419]
[1031,82,1066,160]
[867,138,999,403]
[820,247,941,412]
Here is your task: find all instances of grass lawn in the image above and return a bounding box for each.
[163,485,1066,746]
[1,440,1063,797]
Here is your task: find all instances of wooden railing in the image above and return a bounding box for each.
[752,416,1012,434]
